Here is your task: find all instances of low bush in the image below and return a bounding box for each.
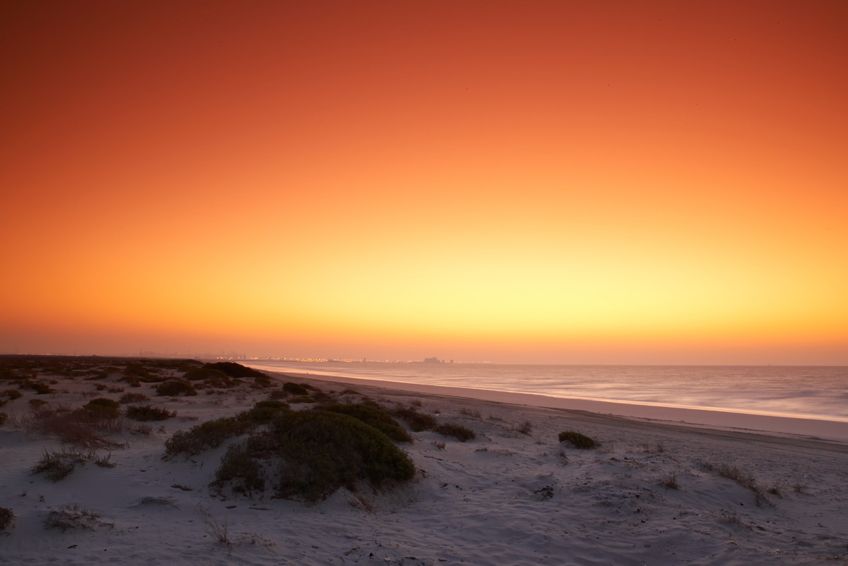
[182,366,234,387]
[0,412,6,426]
[558,431,597,449]
[272,411,415,501]
[164,416,250,458]
[282,382,311,396]
[126,405,175,421]
[82,398,121,420]
[0,507,14,531]
[26,380,53,395]
[119,392,149,404]
[516,421,533,435]
[206,362,266,379]
[393,407,437,432]
[156,380,197,397]
[240,400,290,424]
[33,449,91,481]
[2,388,22,401]
[28,398,47,410]
[211,410,413,502]
[322,402,412,443]
[123,362,162,383]
[434,423,475,442]
[214,443,265,494]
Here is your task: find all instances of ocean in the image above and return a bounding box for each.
[246,361,848,423]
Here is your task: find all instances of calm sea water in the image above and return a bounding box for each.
[248,361,848,423]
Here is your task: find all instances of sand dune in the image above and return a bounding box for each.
[1,358,846,565]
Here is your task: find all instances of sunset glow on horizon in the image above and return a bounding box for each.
[2,1,846,363]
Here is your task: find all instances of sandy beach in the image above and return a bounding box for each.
[1,357,847,565]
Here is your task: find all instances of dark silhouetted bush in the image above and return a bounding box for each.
[282,382,311,396]
[2,388,22,401]
[434,423,475,442]
[0,412,6,426]
[0,507,13,530]
[324,402,411,443]
[183,366,232,384]
[82,398,121,420]
[558,430,597,449]
[25,380,53,394]
[206,362,266,379]
[126,405,175,421]
[393,407,437,432]
[156,380,197,397]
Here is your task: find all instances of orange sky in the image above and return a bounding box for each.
[1,1,846,363]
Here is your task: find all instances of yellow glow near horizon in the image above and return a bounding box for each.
[1,1,846,363]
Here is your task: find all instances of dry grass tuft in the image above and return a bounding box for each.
[45,504,107,531]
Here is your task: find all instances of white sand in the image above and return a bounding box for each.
[1,364,847,565]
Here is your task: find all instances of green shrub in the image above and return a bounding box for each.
[558,430,597,449]
[323,402,411,443]
[434,423,475,442]
[82,398,121,420]
[119,392,149,404]
[126,405,175,421]
[156,380,197,397]
[0,507,13,531]
[240,400,290,424]
[393,407,437,432]
[164,416,251,458]
[282,382,311,396]
[270,411,415,501]
[215,443,265,494]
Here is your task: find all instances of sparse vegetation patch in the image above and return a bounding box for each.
[393,407,437,432]
[434,423,476,442]
[126,405,176,421]
[45,505,106,531]
[33,449,91,481]
[82,398,121,420]
[282,382,311,396]
[156,380,197,397]
[558,431,598,449]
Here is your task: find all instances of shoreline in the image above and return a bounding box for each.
[245,362,848,444]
